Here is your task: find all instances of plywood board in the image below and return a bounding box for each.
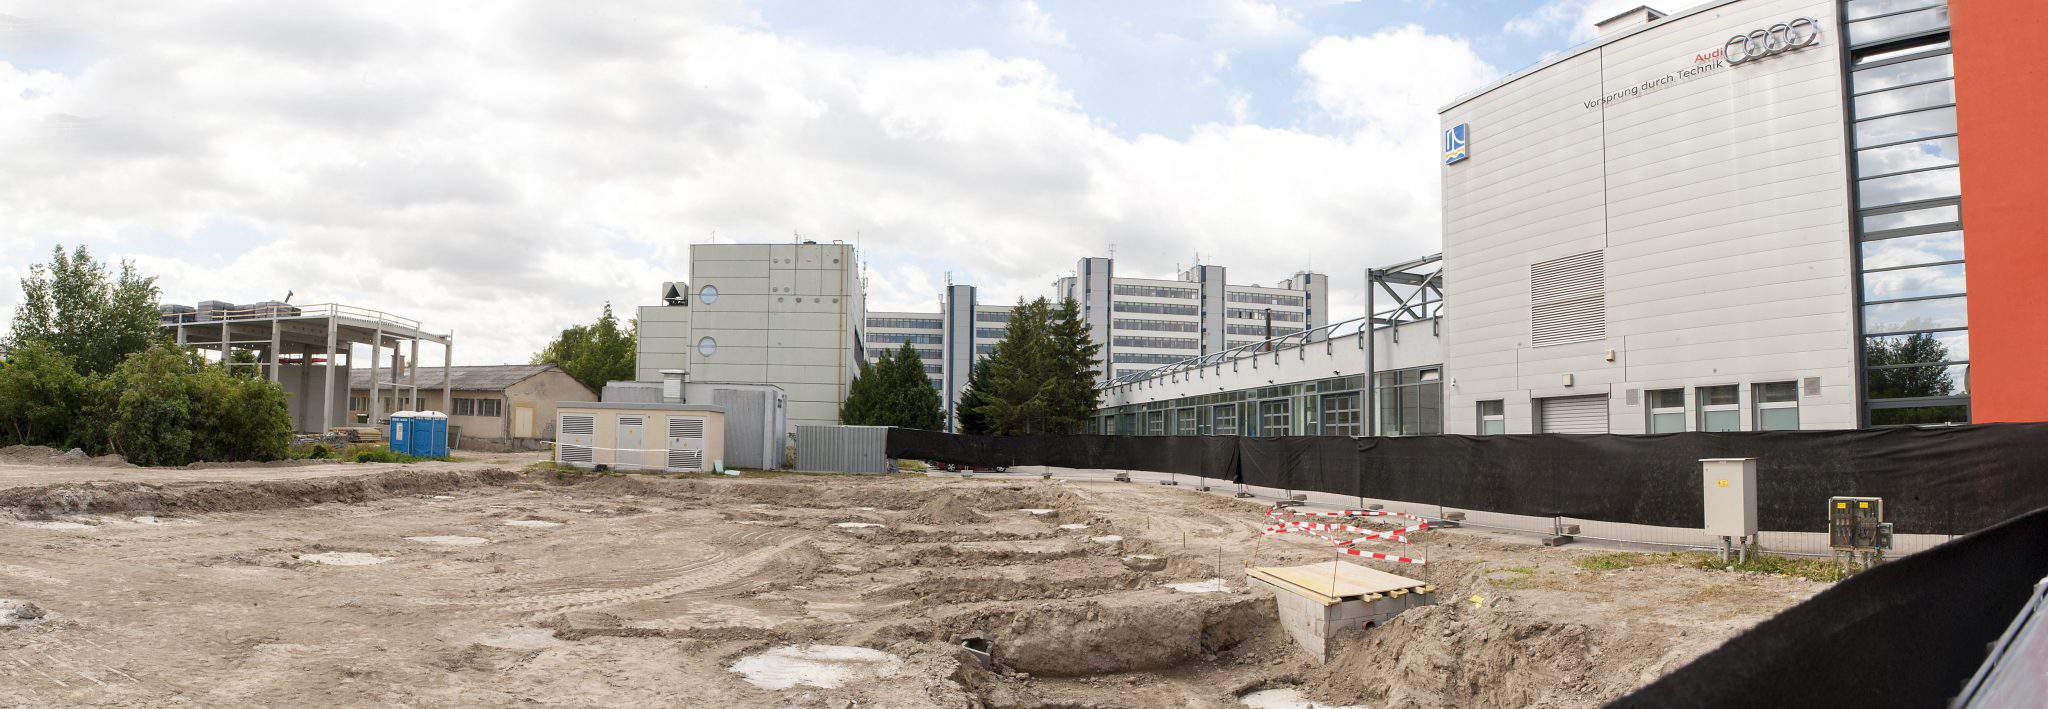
[1248,561,1424,604]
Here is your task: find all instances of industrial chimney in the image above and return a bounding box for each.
[661,369,689,404]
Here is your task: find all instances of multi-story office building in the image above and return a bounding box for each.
[636,242,865,431]
[1052,257,1329,381]
[1095,0,2048,435]
[862,285,1013,430]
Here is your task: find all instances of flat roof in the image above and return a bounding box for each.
[1441,0,1736,114]
[558,401,728,413]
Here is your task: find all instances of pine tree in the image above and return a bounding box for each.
[1044,297,1103,431]
[839,353,884,425]
[971,297,1099,435]
[957,361,994,434]
[840,343,943,430]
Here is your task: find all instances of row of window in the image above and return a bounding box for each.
[1114,318,1200,333]
[868,332,944,344]
[866,317,941,330]
[1113,301,1200,316]
[1113,352,1190,365]
[1112,284,1198,299]
[974,328,1006,339]
[976,310,1011,322]
[452,396,503,418]
[1225,324,1303,337]
[1113,335,1199,350]
[1639,383,1800,433]
[1226,308,1303,322]
[866,347,940,361]
[1226,292,1303,306]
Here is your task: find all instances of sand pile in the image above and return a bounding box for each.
[904,491,989,524]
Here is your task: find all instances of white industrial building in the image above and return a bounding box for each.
[1053,257,1329,381]
[1099,0,1970,437]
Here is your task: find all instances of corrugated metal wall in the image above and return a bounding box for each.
[796,425,891,473]
[716,389,769,469]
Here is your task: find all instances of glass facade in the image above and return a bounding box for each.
[1374,366,1443,436]
[1092,375,1368,438]
[1843,1,1968,425]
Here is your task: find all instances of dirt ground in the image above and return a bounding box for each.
[0,455,1828,707]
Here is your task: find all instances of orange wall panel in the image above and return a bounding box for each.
[1950,4,2048,422]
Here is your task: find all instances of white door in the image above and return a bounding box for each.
[558,413,596,465]
[666,416,707,471]
[617,416,646,471]
[1538,395,1610,434]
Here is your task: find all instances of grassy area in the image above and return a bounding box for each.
[1573,549,1853,582]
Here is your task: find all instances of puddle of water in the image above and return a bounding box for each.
[730,645,903,690]
[1166,578,1231,594]
[477,627,563,650]
[1237,688,1364,709]
[504,520,563,528]
[1058,523,1089,530]
[1019,508,1056,515]
[15,521,92,530]
[405,536,490,546]
[1090,535,1124,544]
[833,522,883,528]
[300,552,392,566]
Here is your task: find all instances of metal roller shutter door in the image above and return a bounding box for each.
[1539,395,1610,434]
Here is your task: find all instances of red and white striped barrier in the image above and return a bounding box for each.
[1259,506,1432,565]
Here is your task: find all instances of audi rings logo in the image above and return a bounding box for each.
[1725,17,1822,65]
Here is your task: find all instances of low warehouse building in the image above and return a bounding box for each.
[553,402,727,472]
[349,364,596,449]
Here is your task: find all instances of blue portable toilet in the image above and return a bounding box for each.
[412,411,449,457]
[387,411,415,455]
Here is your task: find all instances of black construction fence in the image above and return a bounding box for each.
[887,423,2048,535]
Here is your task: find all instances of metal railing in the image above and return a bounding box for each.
[159,303,425,332]
[1101,315,1370,389]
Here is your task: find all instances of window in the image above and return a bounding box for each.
[975,328,1006,339]
[1697,386,1739,432]
[1320,393,1362,436]
[1754,382,1800,431]
[976,310,1011,322]
[1477,400,1505,435]
[1113,335,1199,350]
[1227,324,1303,336]
[1258,400,1291,437]
[1374,367,1443,436]
[1846,5,1949,46]
[1646,389,1686,434]
[698,284,719,304]
[1112,301,1199,316]
[1145,411,1166,436]
[867,332,945,344]
[1212,404,1239,435]
[1112,284,1197,299]
[1114,318,1200,333]
[1227,292,1303,307]
[696,336,718,357]
[1176,407,1197,436]
[1113,352,1187,365]
[349,396,368,411]
[452,397,475,416]
[867,317,941,329]
[1226,308,1302,321]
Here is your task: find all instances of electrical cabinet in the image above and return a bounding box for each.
[1829,496,1888,551]
[1701,458,1758,538]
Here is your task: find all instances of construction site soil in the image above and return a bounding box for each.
[0,455,1827,707]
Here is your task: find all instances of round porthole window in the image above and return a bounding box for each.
[699,284,719,304]
[697,336,717,357]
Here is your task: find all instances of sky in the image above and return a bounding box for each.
[0,0,1651,365]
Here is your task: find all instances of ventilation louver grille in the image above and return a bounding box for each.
[560,415,596,436]
[617,416,644,427]
[668,417,706,439]
[559,445,594,463]
[667,449,704,470]
[1530,250,1607,347]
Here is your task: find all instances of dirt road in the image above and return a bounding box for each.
[0,457,1825,707]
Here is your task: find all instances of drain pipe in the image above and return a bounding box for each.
[661,369,689,404]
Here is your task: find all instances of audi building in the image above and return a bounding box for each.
[1093,0,2048,437]
[1437,0,2044,435]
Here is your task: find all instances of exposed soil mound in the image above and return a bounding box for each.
[0,468,519,516]
[904,491,989,524]
[975,592,1273,677]
[0,444,130,468]
[1301,603,1716,707]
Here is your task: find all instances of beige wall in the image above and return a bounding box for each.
[347,369,597,441]
[555,406,726,472]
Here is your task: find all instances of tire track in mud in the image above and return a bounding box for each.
[416,528,808,618]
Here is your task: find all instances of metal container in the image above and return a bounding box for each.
[795,425,891,473]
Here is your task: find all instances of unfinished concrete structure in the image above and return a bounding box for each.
[1247,561,1437,663]
[162,303,452,434]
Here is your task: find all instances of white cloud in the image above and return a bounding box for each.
[1504,0,1651,43]
[1006,0,1070,49]
[1210,0,1306,43]
[0,2,1495,365]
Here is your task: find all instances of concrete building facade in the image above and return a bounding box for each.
[1052,257,1329,382]
[349,364,596,447]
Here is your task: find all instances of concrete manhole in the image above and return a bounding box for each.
[405,536,490,546]
[299,552,393,566]
[729,644,903,690]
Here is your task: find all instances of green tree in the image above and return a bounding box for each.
[0,341,89,447]
[92,344,196,466]
[956,360,994,435]
[534,303,637,392]
[973,297,1101,435]
[840,343,944,430]
[8,245,164,376]
[840,353,885,425]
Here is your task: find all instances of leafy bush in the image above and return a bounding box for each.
[0,341,89,448]
[0,342,296,467]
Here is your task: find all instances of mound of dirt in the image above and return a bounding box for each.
[956,591,1272,677]
[0,468,519,516]
[904,491,989,524]
[0,445,130,468]
[1300,602,1720,707]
